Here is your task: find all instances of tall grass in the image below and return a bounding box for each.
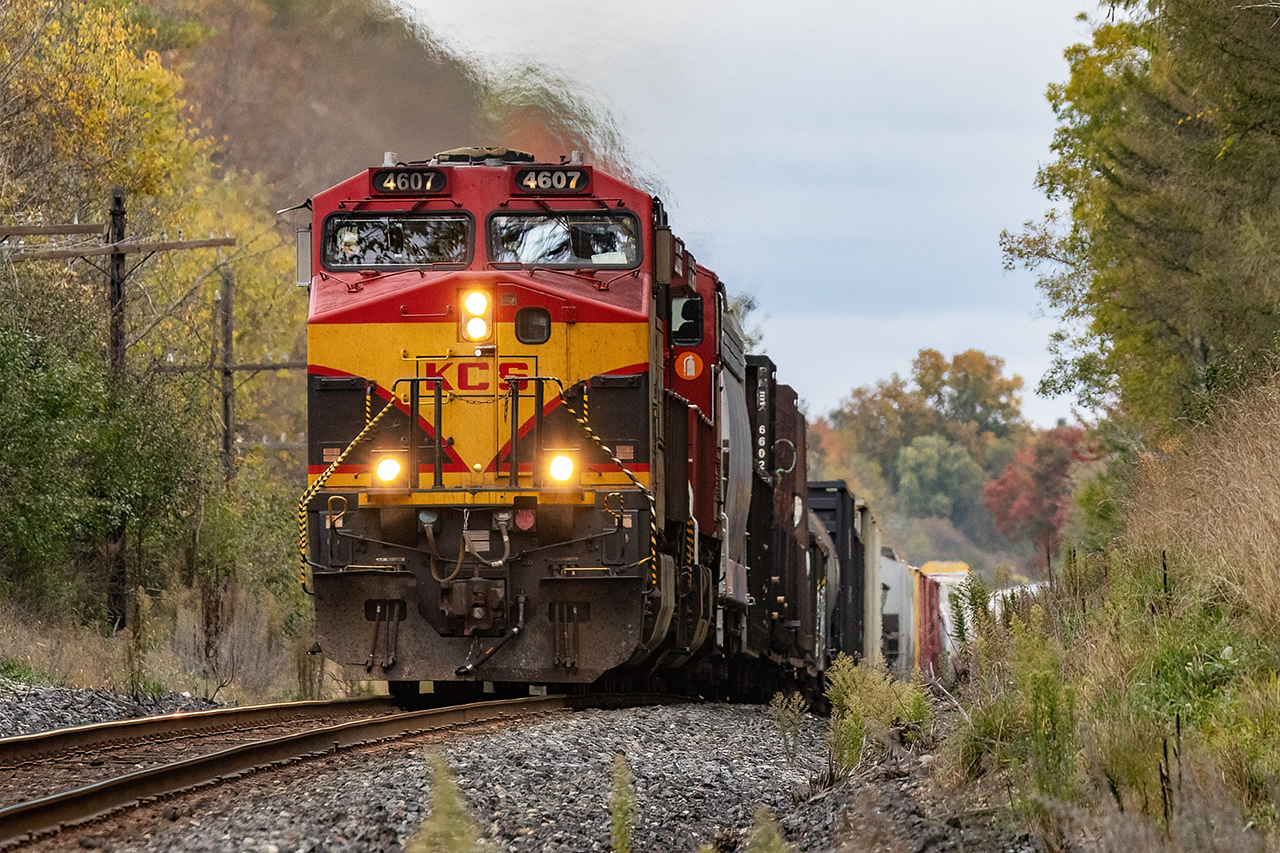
[947,370,1280,840]
[1124,378,1280,631]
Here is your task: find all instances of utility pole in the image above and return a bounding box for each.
[107,189,128,630]
[108,189,127,379]
[220,268,235,480]
[160,270,305,483]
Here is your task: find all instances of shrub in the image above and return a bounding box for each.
[825,653,931,771]
[767,691,809,766]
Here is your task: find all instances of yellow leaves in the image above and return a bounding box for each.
[1,0,299,388]
[1176,107,1219,126]
[3,0,198,199]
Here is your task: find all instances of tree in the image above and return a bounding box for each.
[0,0,297,621]
[913,349,1025,441]
[815,348,1027,491]
[822,372,941,491]
[897,435,985,525]
[1003,1,1280,427]
[983,425,1091,564]
[808,348,1034,570]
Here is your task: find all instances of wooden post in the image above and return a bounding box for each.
[108,189,127,379]
[220,268,235,481]
[107,188,128,631]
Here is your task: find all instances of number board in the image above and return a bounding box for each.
[371,169,448,195]
[514,168,592,194]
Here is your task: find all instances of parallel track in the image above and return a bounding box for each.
[0,693,675,848]
[0,697,399,768]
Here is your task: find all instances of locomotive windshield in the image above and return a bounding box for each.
[322,214,471,269]
[488,212,639,267]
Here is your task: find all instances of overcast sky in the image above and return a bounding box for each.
[408,0,1092,426]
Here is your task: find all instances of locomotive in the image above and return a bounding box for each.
[296,147,882,701]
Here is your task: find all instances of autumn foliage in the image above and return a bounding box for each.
[982,426,1091,562]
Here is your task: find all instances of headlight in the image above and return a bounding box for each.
[376,458,401,481]
[459,288,492,342]
[549,455,574,482]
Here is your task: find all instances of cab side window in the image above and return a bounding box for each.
[671,295,703,346]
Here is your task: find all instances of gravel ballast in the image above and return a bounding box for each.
[4,683,1036,852]
[0,679,218,737]
[114,703,826,853]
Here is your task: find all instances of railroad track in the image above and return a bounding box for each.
[0,695,403,814]
[0,693,675,849]
[0,696,400,770]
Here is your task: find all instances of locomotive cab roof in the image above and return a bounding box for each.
[429,146,536,164]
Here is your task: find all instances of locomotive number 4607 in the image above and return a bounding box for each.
[371,169,447,195]
[515,168,590,194]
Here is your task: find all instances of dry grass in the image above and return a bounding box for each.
[1045,759,1280,853]
[1123,377,1280,633]
[945,370,1280,844]
[0,584,313,703]
[0,599,118,688]
[169,581,301,702]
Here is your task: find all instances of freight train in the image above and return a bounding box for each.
[295,147,884,702]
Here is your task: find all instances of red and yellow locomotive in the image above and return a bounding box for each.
[297,147,879,700]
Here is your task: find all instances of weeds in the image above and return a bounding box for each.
[745,807,795,853]
[767,691,809,766]
[405,751,493,853]
[1059,758,1280,852]
[942,603,1077,800]
[609,752,637,853]
[942,371,1280,842]
[0,656,43,684]
[1012,609,1075,800]
[123,587,155,699]
[825,653,931,772]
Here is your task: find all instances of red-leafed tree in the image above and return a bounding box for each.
[983,425,1091,564]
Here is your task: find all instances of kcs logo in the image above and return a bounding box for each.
[418,359,533,392]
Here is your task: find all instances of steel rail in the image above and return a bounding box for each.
[0,695,577,848]
[0,697,399,768]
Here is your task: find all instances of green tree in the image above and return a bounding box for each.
[1003,1,1280,427]
[813,348,1027,492]
[897,435,985,524]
